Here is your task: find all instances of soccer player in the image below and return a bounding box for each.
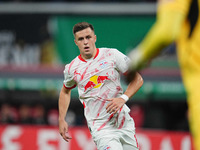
[58,22,143,150]
[128,0,200,149]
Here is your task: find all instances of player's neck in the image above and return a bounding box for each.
[81,48,98,61]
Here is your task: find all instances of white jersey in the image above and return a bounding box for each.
[63,48,134,136]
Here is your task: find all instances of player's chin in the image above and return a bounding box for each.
[125,70,137,83]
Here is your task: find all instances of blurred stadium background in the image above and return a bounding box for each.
[0,1,193,150]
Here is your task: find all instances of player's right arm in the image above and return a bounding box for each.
[58,86,72,142]
[59,63,76,142]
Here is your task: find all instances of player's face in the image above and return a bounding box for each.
[74,27,97,60]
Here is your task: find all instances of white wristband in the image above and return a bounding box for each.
[120,94,129,102]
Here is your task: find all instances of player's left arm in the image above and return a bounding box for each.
[106,49,143,114]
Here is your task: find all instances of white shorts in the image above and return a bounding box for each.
[95,128,139,150]
[90,106,139,150]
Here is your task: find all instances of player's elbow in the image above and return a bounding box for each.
[137,72,144,88]
[139,75,144,88]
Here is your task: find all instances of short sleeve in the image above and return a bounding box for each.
[63,64,77,89]
[113,49,130,74]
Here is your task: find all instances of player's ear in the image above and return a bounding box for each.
[95,35,97,42]
[74,39,77,45]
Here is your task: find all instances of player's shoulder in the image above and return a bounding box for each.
[64,56,79,73]
[99,47,118,51]
[98,47,119,54]
[98,48,122,59]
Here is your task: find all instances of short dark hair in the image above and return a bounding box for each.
[73,22,94,35]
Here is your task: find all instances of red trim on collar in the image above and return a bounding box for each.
[78,55,87,62]
[78,48,99,62]
[94,48,99,59]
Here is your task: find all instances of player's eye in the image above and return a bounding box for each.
[86,36,91,39]
[78,37,84,41]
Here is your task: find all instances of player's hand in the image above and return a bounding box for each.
[59,119,72,142]
[106,97,126,114]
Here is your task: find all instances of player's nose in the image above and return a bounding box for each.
[83,38,88,44]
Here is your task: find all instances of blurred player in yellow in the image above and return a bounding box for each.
[128,0,200,149]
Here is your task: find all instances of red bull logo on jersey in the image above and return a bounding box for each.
[84,75,110,92]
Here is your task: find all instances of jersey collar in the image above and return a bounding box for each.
[78,48,99,62]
